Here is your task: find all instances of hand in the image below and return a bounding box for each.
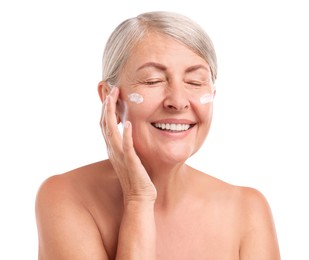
[100,87,157,204]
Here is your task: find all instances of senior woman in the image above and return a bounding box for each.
[35,11,280,259]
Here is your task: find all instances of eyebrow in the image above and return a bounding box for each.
[136,62,210,74]
[185,64,210,73]
[137,62,167,71]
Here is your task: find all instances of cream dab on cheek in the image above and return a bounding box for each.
[128,93,144,104]
[200,93,214,104]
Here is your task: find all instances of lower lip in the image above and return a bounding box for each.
[151,125,194,138]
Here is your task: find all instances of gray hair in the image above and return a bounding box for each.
[102,11,217,86]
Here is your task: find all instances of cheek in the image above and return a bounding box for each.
[199,93,214,105]
[118,91,147,122]
[122,96,153,122]
[190,96,214,122]
[124,90,161,113]
[198,106,213,121]
[190,91,214,105]
[128,93,144,104]
[120,90,214,121]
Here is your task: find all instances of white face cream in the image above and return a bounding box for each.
[200,93,214,104]
[128,93,144,104]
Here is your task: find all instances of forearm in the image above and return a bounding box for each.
[116,201,156,260]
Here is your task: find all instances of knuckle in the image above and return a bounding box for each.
[106,129,113,137]
[122,142,130,152]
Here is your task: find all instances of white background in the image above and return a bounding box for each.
[1,0,308,259]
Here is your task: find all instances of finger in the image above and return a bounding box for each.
[99,87,112,131]
[122,121,155,199]
[100,100,109,144]
[100,99,107,133]
[122,121,134,153]
[122,121,144,171]
[103,88,122,153]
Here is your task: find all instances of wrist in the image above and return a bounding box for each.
[124,199,156,211]
[124,192,157,205]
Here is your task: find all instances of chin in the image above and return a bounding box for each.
[163,155,190,165]
[155,148,195,166]
[134,139,199,166]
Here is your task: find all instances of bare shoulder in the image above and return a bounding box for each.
[191,169,280,259]
[35,160,117,260]
[224,185,280,259]
[221,183,281,259]
[237,185,273,216]
[236,186,281,259]
[36,160,117,209]
[189,169,274,224]
[192,168,274,211]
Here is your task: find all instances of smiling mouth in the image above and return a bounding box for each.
[151,123,195,132]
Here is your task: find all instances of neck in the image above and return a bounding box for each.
[142,160,190,210]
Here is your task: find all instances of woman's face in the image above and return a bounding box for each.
[117,32,215,166]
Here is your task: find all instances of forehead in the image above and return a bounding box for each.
[124,32,210,71]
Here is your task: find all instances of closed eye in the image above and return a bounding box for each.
[186,79,212,89]
[188,81,203,86]
[146,81,162,85]
[143,80,165,86]
[186,81,203,87]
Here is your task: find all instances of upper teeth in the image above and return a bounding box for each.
[154,123,191,131]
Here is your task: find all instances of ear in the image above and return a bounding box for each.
[212,85,217,99]
[97,81,122,124]
[97,80,110,103]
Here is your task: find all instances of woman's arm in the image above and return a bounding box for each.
[116,201,156,259]
[35,175,110,260]
[101,87,157,259]
[36,87,157,259]
[35,171,156,260]
[239,187,281,260]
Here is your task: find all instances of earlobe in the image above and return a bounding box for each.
[97,81,110,103]
[212,85,217,99]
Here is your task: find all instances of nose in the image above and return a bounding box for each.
[163,82,190,111]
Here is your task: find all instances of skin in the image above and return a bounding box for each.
[35,32,280,259]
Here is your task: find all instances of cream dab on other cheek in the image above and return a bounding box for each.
[128,93,144,104]
[200,93,214,104]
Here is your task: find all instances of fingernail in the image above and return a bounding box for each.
[125,121,131,128]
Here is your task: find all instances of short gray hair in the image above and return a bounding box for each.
[102,11,217,86]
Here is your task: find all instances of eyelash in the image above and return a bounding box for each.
[142,80,208,87]
[144,80,163,86]
[187,81,203,86]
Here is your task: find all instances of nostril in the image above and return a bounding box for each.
[166,103,189,110]
[163,89,190,111]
